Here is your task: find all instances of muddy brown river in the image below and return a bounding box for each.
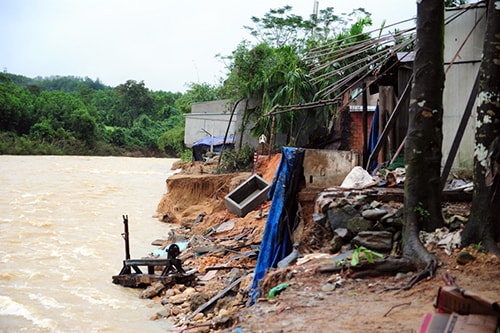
[0,155,178,332]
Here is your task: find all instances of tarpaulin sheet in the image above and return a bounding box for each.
[192,136,235,147]
[192,136,235,161]
[368,103,379,172]
[250,147,304,305]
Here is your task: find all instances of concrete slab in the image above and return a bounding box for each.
[303,149,360,189]
[224,174,270,217]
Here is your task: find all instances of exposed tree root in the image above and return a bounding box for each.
[484,238,500,259]
[317,222,438,290]
[405,258,437,289]
[317,253,437,290]
[461,218,500,260]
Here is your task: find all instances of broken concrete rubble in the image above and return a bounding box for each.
[139,155,483,331]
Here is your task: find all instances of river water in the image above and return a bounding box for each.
[0,155,179,332]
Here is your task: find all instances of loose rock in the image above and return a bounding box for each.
[351,231,393,252]
[346,217,373,233]
[456,251,475,265]
[361,208,387,220]
[140,282,165,299]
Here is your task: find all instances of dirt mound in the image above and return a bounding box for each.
[157,154,282,225]
[256,154,281,183]
[157,173,236,224]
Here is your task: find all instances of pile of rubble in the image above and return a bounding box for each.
[140,205,269,330]
[130,157,475,331]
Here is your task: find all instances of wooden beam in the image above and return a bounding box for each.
[440,71,480,189]
[366,75,413,170]
[124,259,174,266]
[184,274,245,322]
[362,82,369,167]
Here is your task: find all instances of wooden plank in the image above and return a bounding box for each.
[440,71,480,189]
[184,275,245,322]
[366,75,412,170]
[112,272,195,288]
[123,259,173,266]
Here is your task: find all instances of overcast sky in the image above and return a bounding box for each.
[0,0,416,93]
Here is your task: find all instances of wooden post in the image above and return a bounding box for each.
[122,215,130,260]
[268,115,276,159]
[440,71,480,189]
[362,82,368,167]
[366,77,412,170]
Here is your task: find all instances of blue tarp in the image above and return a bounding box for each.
[192,136,235,147]
[192,136,235,161]
[368,103,380,172]
[249,147,304,305]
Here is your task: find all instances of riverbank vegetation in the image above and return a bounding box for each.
[0,72,223,156]
[0,5,382,157]
[0,1,474,160]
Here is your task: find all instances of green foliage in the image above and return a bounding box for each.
[224,42,318,145]
[0,74,36,134]
[218,145,256,173]
[415,202,430,223]
[158,116,186,156]
[222,6,375,146]
[180,149,193,162]
[0,73,187,156]
[68,108,98,145]
[309,14,374,100]
[29,120,57,141]
[473,242,487,253]
[350,245,383,266]
[174,82,221,114]
[391,28,416,52]
[112,80,154,127]
[4,73,108,92]
[0,5,384,157]
[245,6,308,48]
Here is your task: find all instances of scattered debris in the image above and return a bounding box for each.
[224,173,270,217]
[268,282,291,299]
[115,154,486,331]
[340,166,377,189]
[420,286,500,332]
[421,227,462,255]
[184,274,246,322]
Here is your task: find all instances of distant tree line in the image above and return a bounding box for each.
[0,4,390,157]
[0,72,221,156]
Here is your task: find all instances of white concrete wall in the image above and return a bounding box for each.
[303,149,360,189]
[184,99,237,147]
[442,4,486,172]
[233,98,263,149]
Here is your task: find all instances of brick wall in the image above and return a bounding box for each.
[348,111,374,154]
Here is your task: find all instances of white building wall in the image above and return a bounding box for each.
[442,4,486,172]
[184,99,237,147]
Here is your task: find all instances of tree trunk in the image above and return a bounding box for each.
[322,1,446,288]
[402,0,444,280]
[461,0,500,257]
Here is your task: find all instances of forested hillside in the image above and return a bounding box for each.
[0,72,219,157]
[0,5,402,158]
